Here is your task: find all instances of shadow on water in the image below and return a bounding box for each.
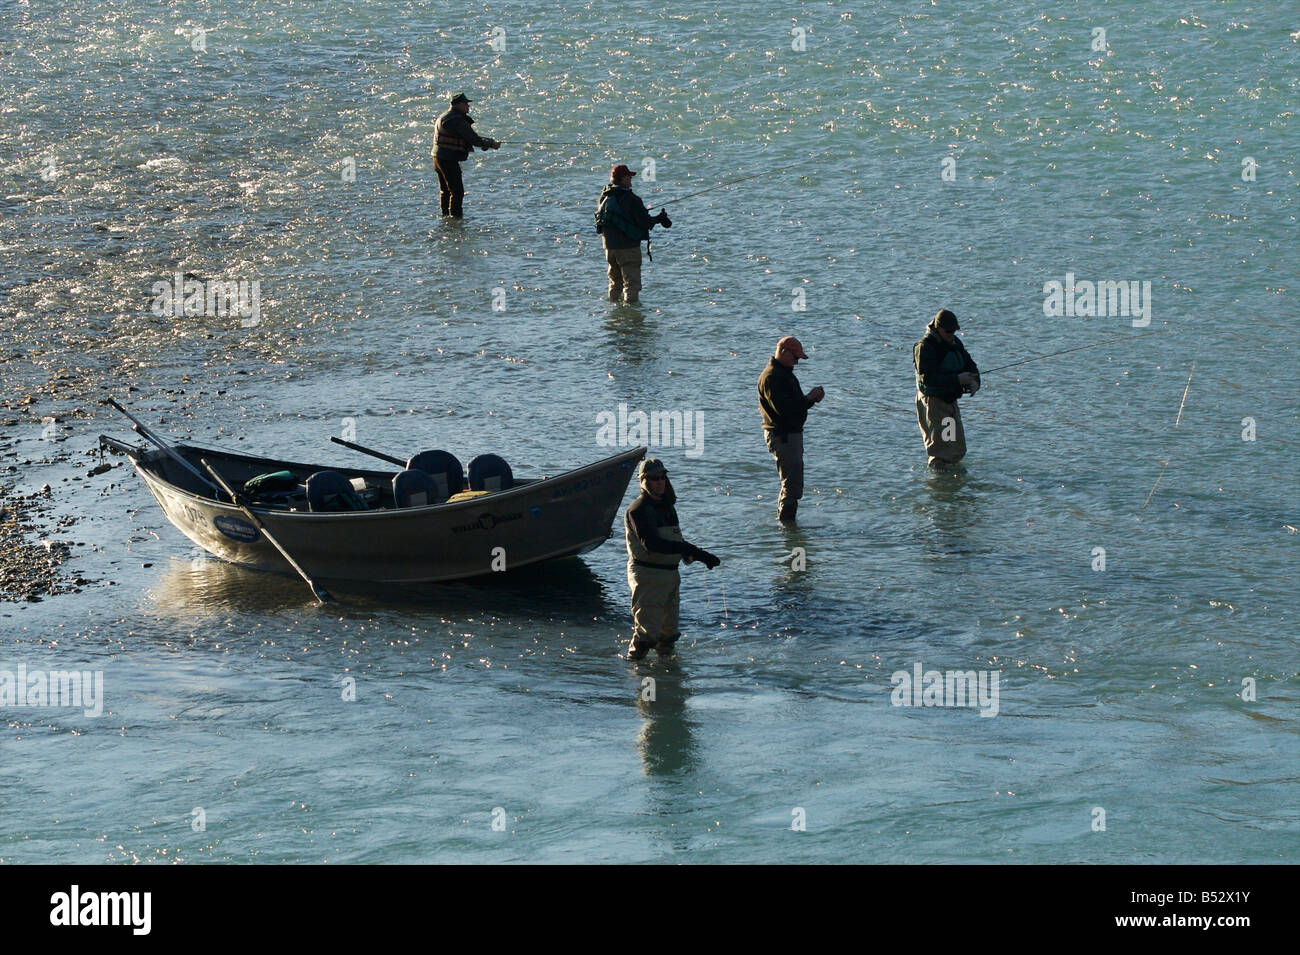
[148,552,616,618]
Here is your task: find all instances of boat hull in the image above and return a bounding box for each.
[124,442,646,584]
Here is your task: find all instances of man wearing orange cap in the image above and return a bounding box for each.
[595,164,671,304]
[758,336,825,523]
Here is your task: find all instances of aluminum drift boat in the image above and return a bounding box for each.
[100,436,646,584]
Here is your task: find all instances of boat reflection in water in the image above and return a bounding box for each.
[149,537,621,618]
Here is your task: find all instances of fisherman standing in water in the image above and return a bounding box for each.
[596,164,671,304]
[758,336,825,523]
[624,458,719,660]
[913,309,980,467]
[432,92,500,218]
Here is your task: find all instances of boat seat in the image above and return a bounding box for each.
[468,454,514,492]
[306,470,369,512]
[406,450,464,501]
[392,468,436,508]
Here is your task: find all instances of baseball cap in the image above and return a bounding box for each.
[776,336,808,359]
[935,309,959,331]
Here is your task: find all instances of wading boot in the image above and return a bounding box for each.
[778,502,797,523]
[655,636,679,658]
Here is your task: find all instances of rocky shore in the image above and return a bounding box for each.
[0,413,118,603]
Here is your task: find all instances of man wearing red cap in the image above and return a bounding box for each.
[595,164,671,304]
[758,336,825,523]
[432,92,500,218]
[913,308,980,466]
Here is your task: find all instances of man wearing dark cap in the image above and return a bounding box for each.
[432,92,500,218]
[757,336,825,523]
[624,458,720,660]
[913,309,980,467]
[596,164,671,304]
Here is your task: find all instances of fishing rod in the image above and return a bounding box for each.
[501,140,602,147]
[980,334,1152,375]
[656,152,832,207]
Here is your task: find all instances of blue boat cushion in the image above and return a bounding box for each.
[306,470,369,512]
[468,454,514,492]
[392,468,436,508]
[406,450,464,500]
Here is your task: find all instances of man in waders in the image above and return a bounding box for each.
[432,92,500,218]
[596,164,671,304]
[913,309,980,466]
[624,458,720,660]
[758,336,825,523]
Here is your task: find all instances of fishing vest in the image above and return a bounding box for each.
[434,111,472,157]
[625,503,684,569]
[914,339,965,397]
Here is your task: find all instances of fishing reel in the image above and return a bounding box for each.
[961,373,981,396]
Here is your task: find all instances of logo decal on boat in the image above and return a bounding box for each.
[451,512,523,533]
[214,515,261,542]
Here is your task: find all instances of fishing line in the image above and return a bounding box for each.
[980,333,1157,375]
[726,535,912,548]
[656,151,834,207]
[829,331,1170,425]
[700,568,728,620]
[1142,335,1202,510]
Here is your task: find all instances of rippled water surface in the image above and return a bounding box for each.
[1,1,1296,862]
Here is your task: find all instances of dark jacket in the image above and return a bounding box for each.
[433,110,494,162]
[758,358,813,434]
[913,328,979,403]
[598,184,657,250]
[625,484,697,569]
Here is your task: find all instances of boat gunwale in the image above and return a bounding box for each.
[125,440,648,521]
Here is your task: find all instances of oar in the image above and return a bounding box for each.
[101,398,222,496]
[199,458,333,604]
[330,436,405,467]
